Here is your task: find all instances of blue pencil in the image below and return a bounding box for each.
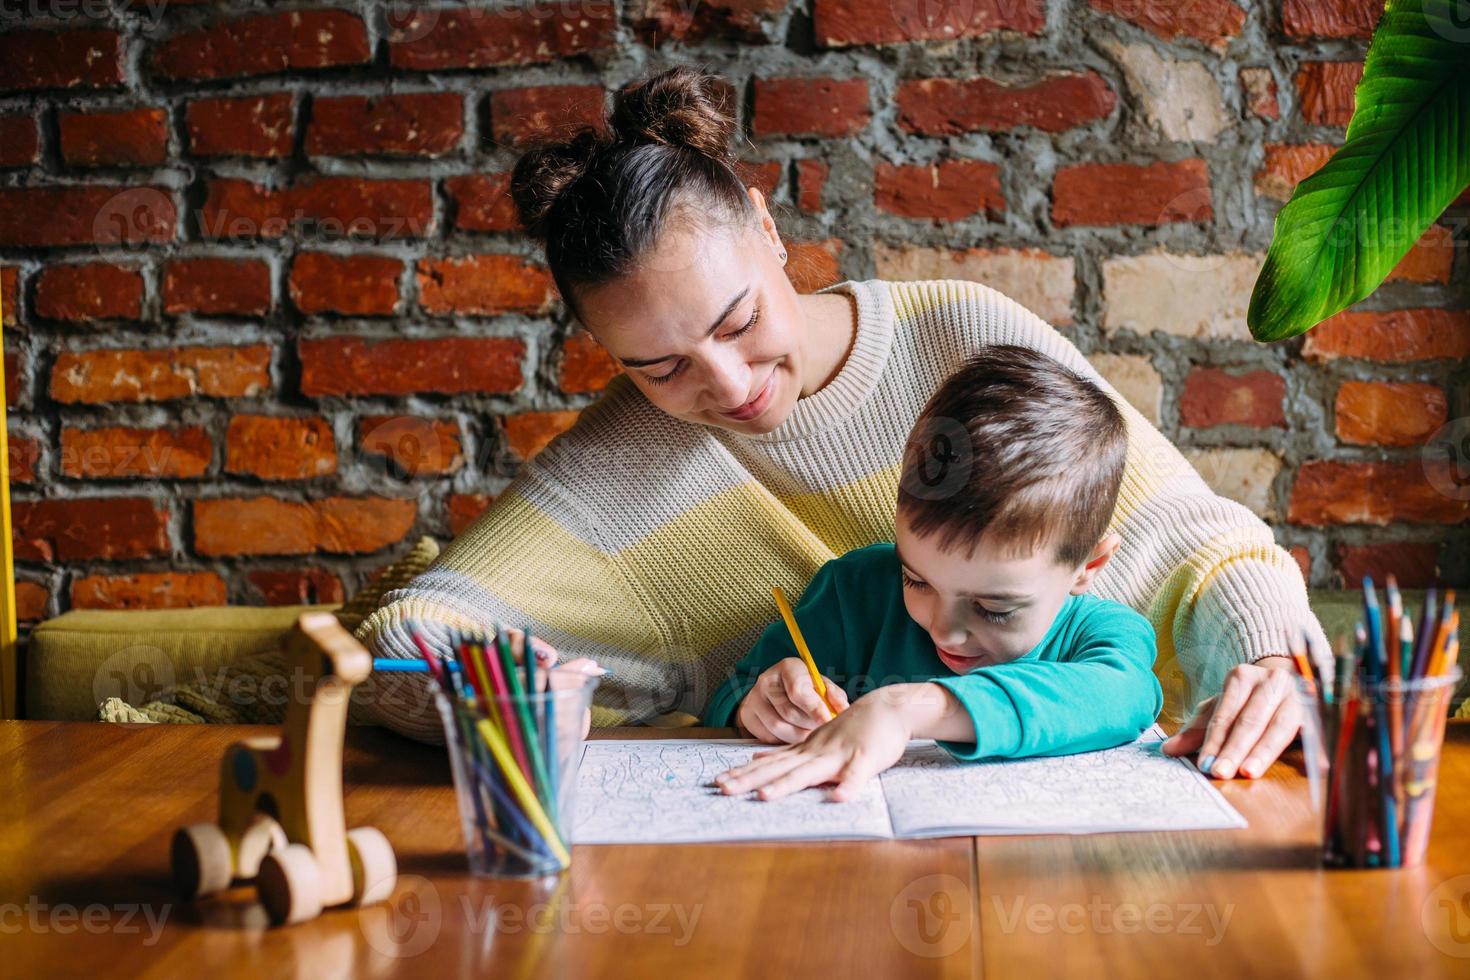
[374,657,462,673]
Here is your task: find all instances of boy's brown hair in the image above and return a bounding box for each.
[897,345,1128,568]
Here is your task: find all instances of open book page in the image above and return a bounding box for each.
[571,740,895,844]
[880,726,1247,837]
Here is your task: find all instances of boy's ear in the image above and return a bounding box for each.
[1070,532,1121,594]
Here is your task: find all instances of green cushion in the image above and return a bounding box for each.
[26,605,334,721]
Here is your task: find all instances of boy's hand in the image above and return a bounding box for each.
[735,658,850,744]
[717,693,911,801]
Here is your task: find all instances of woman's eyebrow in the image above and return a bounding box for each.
[616,285,750,368]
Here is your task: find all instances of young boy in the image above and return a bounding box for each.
[705,345,1163,801]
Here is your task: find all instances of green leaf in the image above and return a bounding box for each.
[1248,0,1470,343]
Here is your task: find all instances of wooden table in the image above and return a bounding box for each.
[4,721,1470,978]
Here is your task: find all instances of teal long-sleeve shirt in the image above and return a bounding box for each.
[703,543,1163,760]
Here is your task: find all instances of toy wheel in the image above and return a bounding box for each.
[236,815,287,879]
[347,827,398,907]
[257,843,323,926]
[172,823,233,898]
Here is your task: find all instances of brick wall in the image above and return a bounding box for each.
[1,0,1466,630]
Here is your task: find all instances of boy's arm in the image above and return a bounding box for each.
[702,564,851,727]
[924,608,1163,760]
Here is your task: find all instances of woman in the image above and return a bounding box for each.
[359,66,1324,781]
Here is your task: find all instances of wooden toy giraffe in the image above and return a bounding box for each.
[171,611,397,925]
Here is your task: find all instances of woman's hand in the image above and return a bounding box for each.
[735,657,851,744]
[717,694,911,801]
[1161,657,1301,779]
[504,629,600,739]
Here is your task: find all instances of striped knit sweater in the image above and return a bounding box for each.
[357,278,1327,742]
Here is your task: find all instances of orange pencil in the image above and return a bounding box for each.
[772,586,843,718]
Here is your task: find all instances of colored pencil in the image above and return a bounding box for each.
[772,586,843,717]
[476,718,570,867]
[497,628,556,819]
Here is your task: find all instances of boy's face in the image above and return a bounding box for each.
[894,513,1116,674]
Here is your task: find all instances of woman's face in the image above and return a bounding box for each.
[573,192,807,435]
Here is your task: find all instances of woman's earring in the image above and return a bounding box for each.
[779,250,787,263]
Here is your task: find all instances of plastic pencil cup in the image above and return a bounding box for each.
[1298,667,1462,869]
[433,679,599,878]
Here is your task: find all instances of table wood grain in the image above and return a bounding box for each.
[2,721,1468,978]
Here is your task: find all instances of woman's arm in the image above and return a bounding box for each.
[355,477,668,741]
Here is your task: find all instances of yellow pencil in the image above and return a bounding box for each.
[772,586,842,717]
[477,719,571,867]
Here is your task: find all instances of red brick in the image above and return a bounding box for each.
[1386,224,1455,285]
[875,160,1004,221]
[14,497,169,561]
[1052,159,1212,227]
[10,436,40,484]
[5,352,21,410]
[633,0,785,44]
[52,345,271,404]
[163,257,272,316]
[736,161,782,199]
[299,337,525,397]
[0,115,39,168]
[1283,0,1382,40]
[897,72,1115,135]
[447,493,493,536]
[289,253,401,316]
[59,108,169,167]
[503,410,580,461]
[1303,309,1470,363]
[200,177,433,241]
[61,425,212,479]
[389,6,617,70]
[1288,545,1311,584]
[248,569,346,606]
[1179,369,1286,429]
[360,416,463,477]
[0,29,124,93]
[558,331,622,395]
[308,93,465,158]
[226,415,336,481]
[796,159,828,213]
[447,173,520,232]
[417,255,556,316]
[193,496,417,556]
[1239,68,1279,121]
[786,239,844,294]
[187,94,294,158]
[1334,381,1447,447]
[0,186,176,248]
[489,86,607,148]
[1087,0,1245,51]
[15,582,48,622]
[72,572,228,611]
[1288,460,1469,526]
[152,10,370,82]
[1254,143,1337,202]
[814,0,1045,48]
[1,268,16,326]
[35,264,144,322]
[753,78,870,138]
[1336,543,1438,589]
[1296,62,1362,127]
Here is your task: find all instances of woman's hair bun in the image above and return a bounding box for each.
[610,65,736,167]
[509,126,603,243]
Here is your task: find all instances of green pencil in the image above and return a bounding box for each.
[497,627,557,820]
